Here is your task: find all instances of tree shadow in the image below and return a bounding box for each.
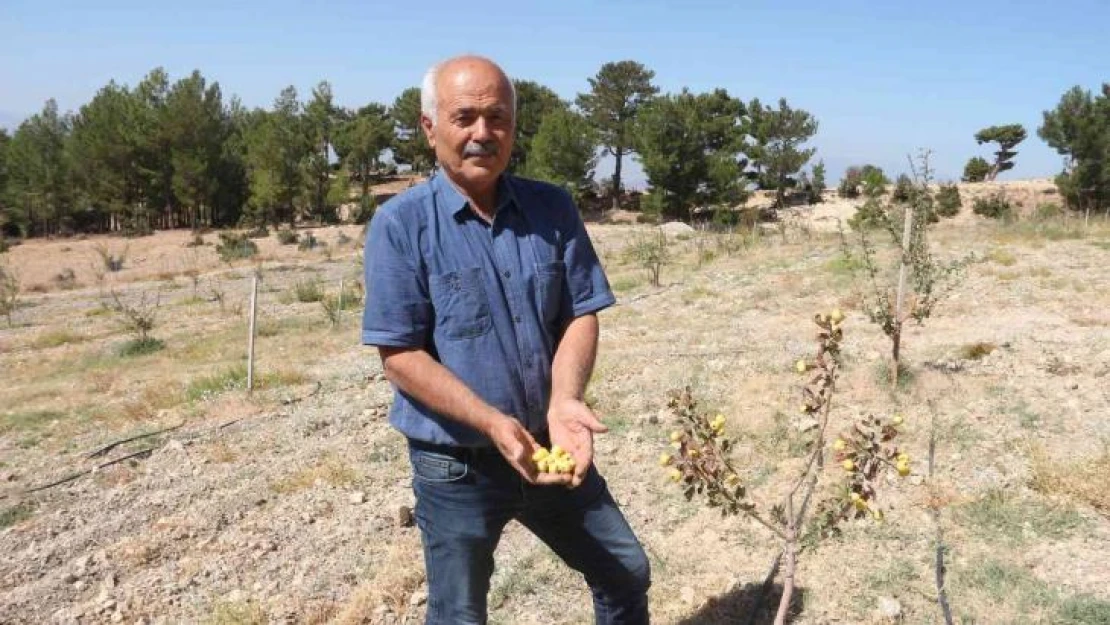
[675,582,805,625]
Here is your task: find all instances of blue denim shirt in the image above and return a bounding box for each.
[361,172,615,446]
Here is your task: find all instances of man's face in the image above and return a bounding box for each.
[421,59,515,194]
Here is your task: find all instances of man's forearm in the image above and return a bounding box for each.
[550,314,600,403]
[379,346,508,437]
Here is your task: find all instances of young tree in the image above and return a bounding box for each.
[1038,84,1110,215]
[636,89,747,220]
[743,98,819,208]
[522,108,597,203]
[962,156,990,182]
[390,87,435,174]
[576,60,659,209]
[510,80,567,174]
[974,124,1027,181]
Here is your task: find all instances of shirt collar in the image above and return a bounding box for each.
[432,170,520,219]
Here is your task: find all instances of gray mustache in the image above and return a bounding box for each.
[463,141,498,157]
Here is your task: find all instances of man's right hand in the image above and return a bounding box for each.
[486,416,572,486]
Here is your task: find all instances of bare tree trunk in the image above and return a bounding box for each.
[774,497,797,625]
[611,148,623,211]
[892,204,914,388]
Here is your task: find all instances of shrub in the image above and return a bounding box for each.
[0,263,19,327]
[972,193,1013,219]
[891,174,915,203]
[245,225,269,239]
[276,228,299,245]
[292,279,324,303]
[847,198,888,230]
[94,243,128,272]
[963,156,990,182]
[53,268,78,290]
[1033,202,1063,221]
[935,184,962,218]
[216,233,259,263]
[297,231,322,251]
[838,167,862,199]
[623,230,670,287]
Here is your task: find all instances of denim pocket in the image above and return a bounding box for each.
[535,260,565,326]
[411,449,469,483]
[429,267,492,340]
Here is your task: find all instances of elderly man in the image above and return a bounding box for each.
[361,55,651,624]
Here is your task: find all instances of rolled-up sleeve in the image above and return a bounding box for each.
[561,195,616,318]
[361,210,430,347]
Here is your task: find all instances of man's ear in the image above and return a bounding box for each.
[420,114,436,148]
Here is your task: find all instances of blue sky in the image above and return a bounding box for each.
[2,0,1107,185]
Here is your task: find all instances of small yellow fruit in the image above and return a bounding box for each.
[897,452,910,464]
[536,459,549,473]
[896,461,910,477]
[842,459,856,472]
[669,468,682,482]
[659,453,673,467]
[833,438,847,451]
[853,499,868,511]
[688,448,700,459]
[725,474,742,487]
[892,414,904,426]
[532,448,550,462]
[830,308,845,324]
[850,491,863,503]
[550,445,565,457]
[795,359,808,374]
[670,431,683,443]
[872,509,885,522]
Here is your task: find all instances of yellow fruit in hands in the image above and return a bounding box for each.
[892,414,904,426]
[532,448,550,462]
[659,453,673,467]
[795,359,808,374]
[668,468,682,482]
[830,308,845,324]
[842,459,856,472]
[536,459,549,473]
[833,438,847,451]
[550,445,565,457]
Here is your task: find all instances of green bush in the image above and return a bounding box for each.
[963,157,990,182]
[276,228,299,245]
[935,184,962,218]
[291,279,324,303]
[838,167,862,199]
[972,193,1013,220]
[216,233,258,263]
[891,174,915,203]
[847,198,888,230]
[117,337,165,357]
[1033,202,1063,221]
[297,231,322,251]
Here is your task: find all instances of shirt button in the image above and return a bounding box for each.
[503,270,511,278]
[513,315,522,323]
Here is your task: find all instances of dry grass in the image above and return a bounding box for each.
[1031,444,1110,513]
[335,534,426,624]
[270,453,361,494]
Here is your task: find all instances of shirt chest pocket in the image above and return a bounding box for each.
[429,267,492,340]
[535,261,565,326]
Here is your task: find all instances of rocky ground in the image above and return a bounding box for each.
[2,185,1109,624]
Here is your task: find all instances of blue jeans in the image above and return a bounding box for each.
[408,439,651,625]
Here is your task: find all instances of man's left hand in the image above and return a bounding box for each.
[548,398,609,488]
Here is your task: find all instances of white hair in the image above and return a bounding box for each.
[420,56,517,127]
